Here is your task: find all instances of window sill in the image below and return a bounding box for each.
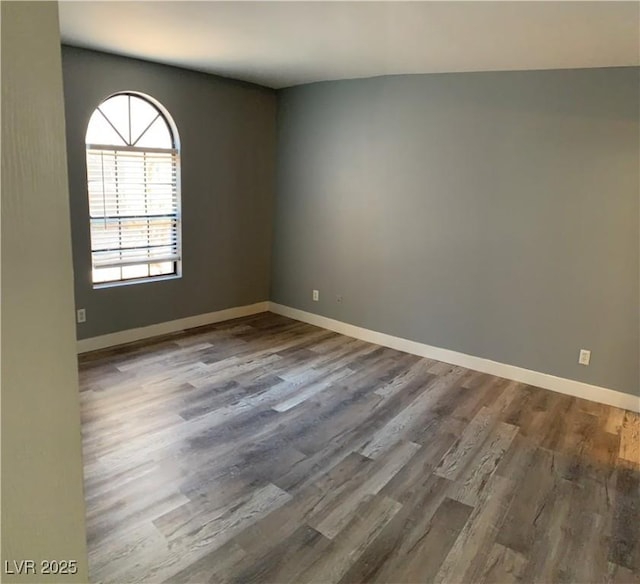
[93,273,181,290]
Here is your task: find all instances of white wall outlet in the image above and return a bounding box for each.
[336,294,343,303]
[77,308,86,323]
[312,289,319,302]
[578,349,591,366]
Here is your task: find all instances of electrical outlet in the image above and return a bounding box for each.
[336,294,343,303]
[77,308,86,324]
[578,349,591,366]
[312,289,319,302]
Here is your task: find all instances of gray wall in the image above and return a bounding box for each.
[2,3,88,580]
[272,68,639,396]
[62,46,276,339]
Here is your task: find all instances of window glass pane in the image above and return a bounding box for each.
[122,264,150,280]
[99,94,131,144]
[130,96,159,145]
[150,261,174,276]
[86,110,126,146]
[135,117,172,148]
[93,267,121,283]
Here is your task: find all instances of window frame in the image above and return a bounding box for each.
[85,91,182,289]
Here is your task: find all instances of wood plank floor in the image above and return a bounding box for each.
[79,312,640,584]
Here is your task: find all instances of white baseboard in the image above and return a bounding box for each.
[269,302,640,413]
[77,301,270,354]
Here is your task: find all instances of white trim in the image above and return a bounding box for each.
[77,302,269,353]
[269,302,639,413]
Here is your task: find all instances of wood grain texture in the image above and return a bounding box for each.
[79,313,640,583]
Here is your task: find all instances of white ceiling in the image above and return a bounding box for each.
[59,1,640,89]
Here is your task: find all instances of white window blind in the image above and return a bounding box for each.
[87,147,180,272]
[85,92,181,285]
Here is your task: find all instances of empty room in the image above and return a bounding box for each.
[2,1,639,583]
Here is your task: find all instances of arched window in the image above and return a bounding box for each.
[85,93,181,285]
